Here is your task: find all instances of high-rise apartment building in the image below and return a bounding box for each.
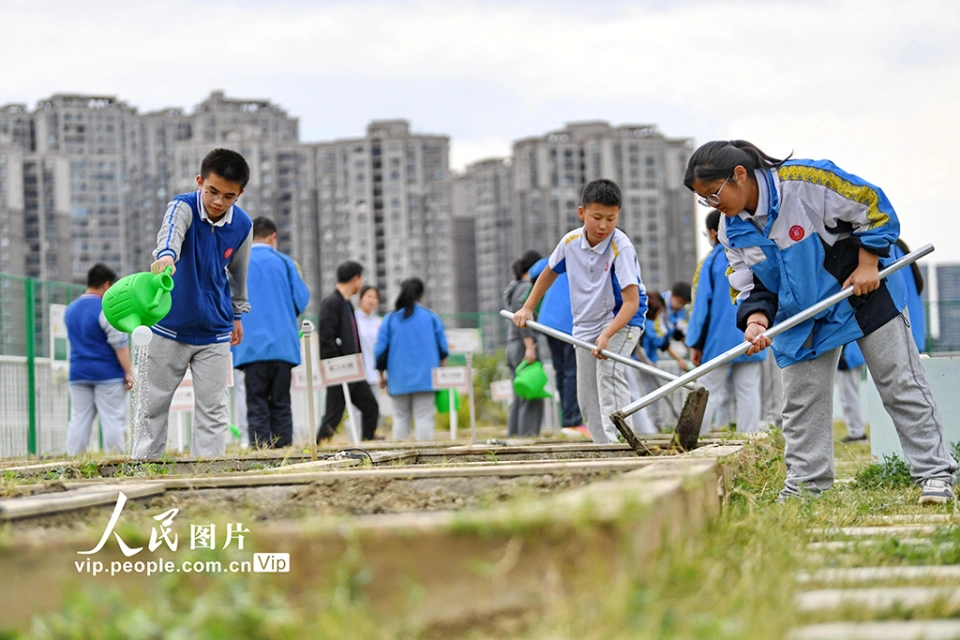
[0,137,26,278]
[452,158,517,347]
[935,264,960,351]
[513,121,697,292]
[21,154,72,282]
[31,95,138,281]
[1,93,701,353]
[311,120,453,315]
[126,107,192,271]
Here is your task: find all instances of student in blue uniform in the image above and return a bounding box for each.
[375,277,449,442]
[65,264,134,455]
[137,148,253,459]
[232,216,310,448]
[685,140,956,504]
[686,209,766,433]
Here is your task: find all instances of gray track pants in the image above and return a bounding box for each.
[576,326,641,444]
[392,392,435,441]
[699,361,762,434]
[132,335,231,459]
[67,381,128,455]
[780,312,957,498]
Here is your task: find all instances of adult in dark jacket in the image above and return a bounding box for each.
[317,261,379,441]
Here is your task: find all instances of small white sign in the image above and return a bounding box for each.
[50,303,69,382]
[490,379,514,402]
[319,353,366,387]
[432,366,469,391]
[446,329,481,354]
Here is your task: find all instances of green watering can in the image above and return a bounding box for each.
[513,360,552,400]
[435,388,462,413]
[102,266,175,333]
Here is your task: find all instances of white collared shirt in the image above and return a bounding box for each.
[355,308,382,384]
[197,190,234,227]
[548,227,645,340]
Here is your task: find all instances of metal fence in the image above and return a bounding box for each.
[0,274,86,456]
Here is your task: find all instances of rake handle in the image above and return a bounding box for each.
[498,311,702,392]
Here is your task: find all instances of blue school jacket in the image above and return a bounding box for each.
[720,159,906,368]
[153,191,252,345]
[641,316,671,364]
[529,257,574,335]
[374,304,449,395]
[232,244,310,367]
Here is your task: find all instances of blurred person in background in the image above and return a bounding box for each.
[504,250,545,437]
[375,277,449,441]
[65,263,134,455]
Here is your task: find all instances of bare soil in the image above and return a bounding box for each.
[1,470,620,537]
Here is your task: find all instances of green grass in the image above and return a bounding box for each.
[26,565,396,640]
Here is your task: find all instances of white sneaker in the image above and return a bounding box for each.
[919,478,954,505]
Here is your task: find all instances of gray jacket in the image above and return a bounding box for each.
[503,279,536,345]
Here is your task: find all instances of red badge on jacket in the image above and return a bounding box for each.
[223,247,234,259]
[789,225,805,242]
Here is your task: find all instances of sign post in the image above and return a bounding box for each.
[445,329,481,443]
[318,353,367,445]
[300,320,319,461]
[432,367,469,440]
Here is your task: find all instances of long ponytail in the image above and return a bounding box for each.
[896,239,924,295]
[684,140,791,189]
[395,277,425,319]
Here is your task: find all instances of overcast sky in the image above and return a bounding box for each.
[3,0,959,265]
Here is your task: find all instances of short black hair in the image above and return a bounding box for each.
[581,179,622,209]
[200,148,250,189]
[706,209,722,233]
[253,216,277,239]
[671,281,692,303]
[359,285,379,299]
[336,260,363,284]
[87,263,117,288]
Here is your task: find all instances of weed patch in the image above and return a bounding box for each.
[854,453,913,490]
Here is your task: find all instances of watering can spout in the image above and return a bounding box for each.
[102,266,175,333]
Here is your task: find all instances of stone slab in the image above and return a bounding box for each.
[807,525,942,538]
[797,565,960,585]
[787,620,960,640]
[796,586,960,612]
